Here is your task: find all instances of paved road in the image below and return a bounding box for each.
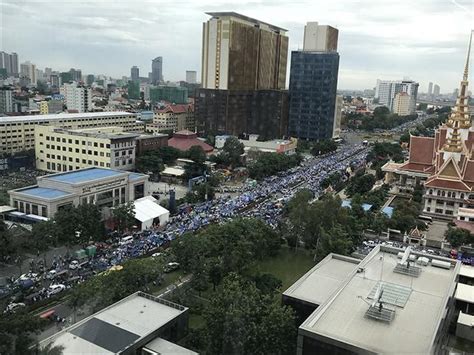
[0,245,81,280]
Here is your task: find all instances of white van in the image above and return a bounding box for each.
[119,236,134,246]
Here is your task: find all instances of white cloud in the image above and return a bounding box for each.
[1,0,473,90]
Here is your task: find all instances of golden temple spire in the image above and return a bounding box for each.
[463,31,472,82]
[444,32,473,153]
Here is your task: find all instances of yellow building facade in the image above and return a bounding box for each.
[35,126,139,173]
[0,112,138,154]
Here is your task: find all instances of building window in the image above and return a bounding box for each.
[426,207,431,212]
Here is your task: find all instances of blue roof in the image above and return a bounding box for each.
[18,187,71,199]
[46,168,125,184]
[341,200,352,208]
[382,206,394,218]
[129,173,146,181]
[341,200,372,211]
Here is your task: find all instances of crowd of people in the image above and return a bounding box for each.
[3,144,369,311]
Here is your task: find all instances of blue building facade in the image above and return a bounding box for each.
[288,51,339,141]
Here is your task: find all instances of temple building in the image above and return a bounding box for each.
[383,33,473,220]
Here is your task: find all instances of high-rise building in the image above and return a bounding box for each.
[303,22,338,52]
[375,80,419,114]
[69,68,82,82]
[289,51,339,140]
[86,74,95,86]
[149,86,188,105]
[201,12,288,90]
[333,95,343,138]
[50,73,60,87]
[433,84,440,97]
[60,83,92,112]
[195,89,288,139]
[393,92,412,116]
[151,57,163,85]
[288,22,339,141]
[131,66,139,82]
[0,52,18,77]
[185,70,197,84]
[128,80,140,100]
[0,87,13,113]
[428,82,433,96]
[59,72,73,85]
[20,61,37,85]
[11,53,18,77]
[196,12,289,138]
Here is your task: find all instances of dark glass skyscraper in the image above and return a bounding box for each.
[151,57,162,84]
[288,51,339,141]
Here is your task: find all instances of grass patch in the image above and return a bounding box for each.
[253,246,315,291]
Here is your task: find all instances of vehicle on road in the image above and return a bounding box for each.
[69,260,80,270]
[46,270,57,280]
[152,253,162,258]
[47,284,66,296]
[4,302,25,313]
[119,236,134,246]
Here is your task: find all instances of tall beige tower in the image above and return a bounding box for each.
[201,12,288,90]
[303,22,338,52]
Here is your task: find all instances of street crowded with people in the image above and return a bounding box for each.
[1,143,369,311]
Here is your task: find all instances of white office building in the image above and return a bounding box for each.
[60,83,92,113]
[375,79,419,114]
[20,61,37,86]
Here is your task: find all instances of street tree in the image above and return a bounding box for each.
[136,152,164,174]
[222,136,244,168]
[112,202,136,233]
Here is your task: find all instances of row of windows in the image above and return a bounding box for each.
[45,153,110,163]
[0,115,133,127]
[44,135,110,148]
[46,161,110,171]
[43,145,111,157]
[427,189,472,199]
[426,207,454,215]
[13,200,48,217]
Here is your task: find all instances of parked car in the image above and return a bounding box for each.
[47,284,66,296]
[46,270,57,280]
[4,302,25,313]
[69,261,80,270]
[164,262,180,273]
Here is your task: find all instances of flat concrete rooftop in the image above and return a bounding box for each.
[41,292,187,354]
[283,254,359,306]
[300,246,460,354]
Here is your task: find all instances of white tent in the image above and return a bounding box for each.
[133,196,169,231]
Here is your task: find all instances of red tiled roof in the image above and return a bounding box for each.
[156,104,193,114]
[463,160,474,182]
[168,130,213,153]
[399,162,433,173]
[408,136,435,165]
[424,178,471,191]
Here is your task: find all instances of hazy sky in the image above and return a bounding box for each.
[1,0,473,91]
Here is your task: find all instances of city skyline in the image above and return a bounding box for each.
[1,0,473,90]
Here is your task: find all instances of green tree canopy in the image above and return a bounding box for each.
[445,227,472,248]
[221,136,244,168]
[204,273,296,355]
[112,202,136,233]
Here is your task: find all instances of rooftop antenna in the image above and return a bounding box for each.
[394,246,421,277]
